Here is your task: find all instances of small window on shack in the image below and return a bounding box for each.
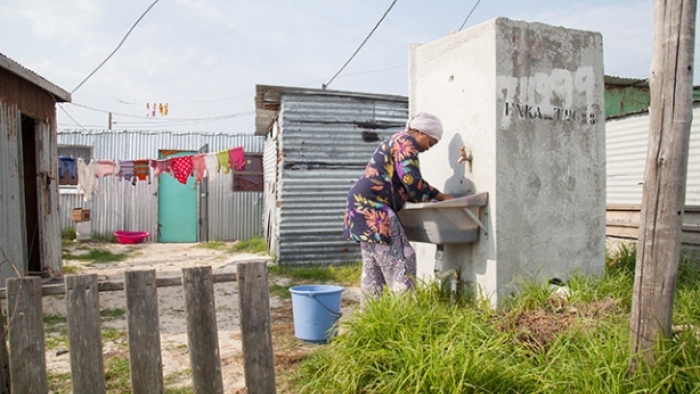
[58,145,92,191]
[232,153,263,192]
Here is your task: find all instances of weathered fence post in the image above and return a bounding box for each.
[0,297,11,394]
[182,266,224,394]
[66,274,106,394]
[6,277,48,393]
[125,270,164,394]
[237,261,276,394]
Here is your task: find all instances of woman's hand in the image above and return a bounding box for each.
[435,192,453,201]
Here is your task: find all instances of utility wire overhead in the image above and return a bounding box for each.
[57,104,86,130]
[323,0,399,90]
[71,0,162,94]
[459,0,482,31]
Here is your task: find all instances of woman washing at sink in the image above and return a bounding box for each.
[342,112,452,297]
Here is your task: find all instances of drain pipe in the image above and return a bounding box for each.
[433,244,458,293]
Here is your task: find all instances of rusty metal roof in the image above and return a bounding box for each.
[0,52,71,102]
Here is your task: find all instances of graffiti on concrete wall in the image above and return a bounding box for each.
[498,67,598,129]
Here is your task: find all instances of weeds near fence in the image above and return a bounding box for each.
[268,263,362,300]
[61,227,76,242]
[62,247,129,264]
[230,236,269,254]
[195,241,227,250]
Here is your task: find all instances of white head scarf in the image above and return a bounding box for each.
[405,112,443,142]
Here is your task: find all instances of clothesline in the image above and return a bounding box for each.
[58,146,246,202]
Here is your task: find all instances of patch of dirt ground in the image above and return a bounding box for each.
[16,242,361,393]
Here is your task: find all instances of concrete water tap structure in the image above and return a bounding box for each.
[407,18,607,304]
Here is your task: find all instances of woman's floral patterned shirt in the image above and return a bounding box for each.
[342,132,440,244]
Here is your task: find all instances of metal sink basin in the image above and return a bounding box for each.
[397,192,489,244]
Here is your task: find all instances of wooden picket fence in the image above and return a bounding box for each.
[0,261,276,394]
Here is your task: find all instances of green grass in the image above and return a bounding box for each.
[100,307,126,320]
[269,262,361,285]
[195,241,227,250]
[62,264,81,274]
[104,356,131,393]
[45,329,69,350]
[268,262,362,299]
[61,227,76,241]
[62,248,128,264]
[293,244,700,394]
[91,232,118,243]
[47,372,72,393]
[230,236,269,254]
[269,282,293,299]
[44,313,67,326]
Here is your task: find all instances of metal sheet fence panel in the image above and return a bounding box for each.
[276,168,365,265]
[606,104,700,205]
[270,92,408,265]
[57,130,264,242]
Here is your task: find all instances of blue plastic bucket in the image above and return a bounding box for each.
[289,284,344,343]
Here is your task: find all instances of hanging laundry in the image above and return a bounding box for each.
[158,103,164,116]
[229,146,246,171]
[192,153,207,182]
[163,103,169,116]
[169,156,194,184]
[216,150,231,174]
[95,159,117,178]
[58,156,77,179]
[203,152,219,175]
[150,158,171,177]
[77,158,99,202]
[132,159,151,185]
[117,160,135,183]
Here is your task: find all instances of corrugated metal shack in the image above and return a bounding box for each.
[605,76,700,247]
[0,53,71,282]
[57,130,265,242]
[255,85,408,265]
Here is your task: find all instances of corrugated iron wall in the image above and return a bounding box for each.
[606,104,700,205]
[57,130,264,242]
[0,101,27,279]
[270,92,408,265]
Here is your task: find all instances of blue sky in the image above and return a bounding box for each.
[0,0,696,133]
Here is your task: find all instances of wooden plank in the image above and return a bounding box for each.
[237,262,276,394]
[125,270,164,394]
[6,277,48,393]
[66,274,106,394]
[36,121,62,277]
[606,206,700,246]
[0,271,240,299]
[0,297,10,394]
[182,267,224,394]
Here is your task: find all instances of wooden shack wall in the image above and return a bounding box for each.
[0,67,61,282]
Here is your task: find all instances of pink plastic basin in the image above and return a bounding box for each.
[114,231,150,244]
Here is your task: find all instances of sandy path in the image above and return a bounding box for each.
[35,242,265,392]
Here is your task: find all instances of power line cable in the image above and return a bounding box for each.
[71,0,162,94]
[323,0,399,90]
[458,0,482,31]
[301,63,406,88]
[57,103,86,130]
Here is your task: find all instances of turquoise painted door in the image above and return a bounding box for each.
[158,151,197,242]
